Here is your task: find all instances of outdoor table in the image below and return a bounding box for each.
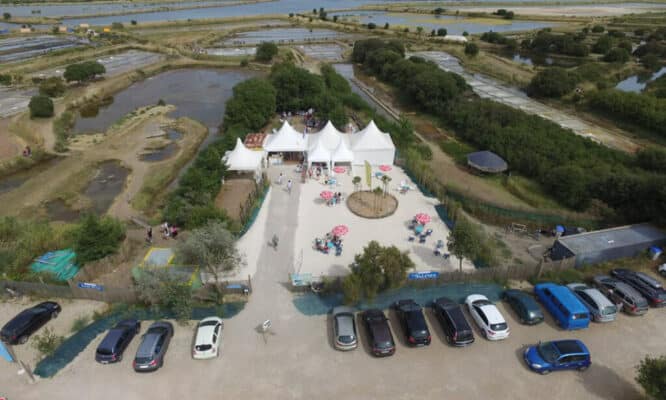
[415,225,424,234]
[327,241,335,248]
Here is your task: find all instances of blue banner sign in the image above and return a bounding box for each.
[77,282,104,291]
[408,271,440,280]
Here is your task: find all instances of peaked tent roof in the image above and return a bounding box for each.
[351,120,395,151]
[263,121,307,152]
[332,137,354,163]
[307,136,332,164]
[223,138,264,172]
[309,120,343,151]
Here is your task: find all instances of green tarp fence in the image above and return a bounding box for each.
[34,304,245,378]
[30,249,79,281]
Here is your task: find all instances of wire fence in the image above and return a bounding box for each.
[0,279,138,303]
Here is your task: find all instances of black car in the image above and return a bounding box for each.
[393,299,431,346]
[611,269,666,308]
[432,297,474,346]
[0,301,61,345]
[95,319,141,364]
[361,309,395,357]
[133,321,173,372]
[502,289,545,325]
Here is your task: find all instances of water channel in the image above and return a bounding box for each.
[615,66,666,93]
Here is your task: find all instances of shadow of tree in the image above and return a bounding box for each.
[579,363,642,400]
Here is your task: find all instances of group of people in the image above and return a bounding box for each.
[276,173,293,194]
[145,222,178,244]
[307,166,324,180]
[327,192,343,206]
[314,233,343,256]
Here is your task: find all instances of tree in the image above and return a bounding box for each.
[39,77,66,98]
[603,47,630,63]
[135,269,193,321]
[64,61,106,83]
[176,220,243,299]
[437,28,447,37]
[255,41,278,62]
[71,213,125,265]
[352,176,361,192]
[636,355,666,399]
[223,78,276,131]
[416,26,423,35]
[333,15,338,22]
[28,95,54,118]
[384,22,389,29]
[591,25,605,33]
[381,175,392,195]
[131,20,137,25]
[367,22,376,30]
[527,67,579,98]
[3,12,10,20]
[641,54,661,71]
[464,43,479,57]
[447,216,480,272]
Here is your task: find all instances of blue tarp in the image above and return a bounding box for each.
[467,151,508,173]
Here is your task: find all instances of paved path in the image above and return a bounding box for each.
[413,51,639,152]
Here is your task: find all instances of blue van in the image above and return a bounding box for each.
[534,283,590,330]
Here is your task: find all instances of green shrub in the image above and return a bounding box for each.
[603,47,630,63]
[0,74,11,85]
[39,77,66,97]
[29,95,54,118]
[32,327,64,356]
[636,355,666,399]
[255,42,278,62]
[464,42,479,56]
[71,214,125,265]
[367,22,376,29]
[414,143,433,160]
[527,67,580,98]
[591,25,605,33]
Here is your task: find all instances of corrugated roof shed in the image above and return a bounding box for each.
[557,224,666,255]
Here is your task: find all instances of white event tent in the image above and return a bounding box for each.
[349,120,396,166]
[262,120,307,153]
[223,138,264,176]
[331,137,354,166]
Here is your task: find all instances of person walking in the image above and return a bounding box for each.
[277,172,283,185]
[146,227,153,244]
[287,179,293,194]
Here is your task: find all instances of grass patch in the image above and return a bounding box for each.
[502,175,565,210]
[70,315,91,333]
[32,327,65,357]
[0,148,52,179]
[439,138,475,164]
[53,111,75,153]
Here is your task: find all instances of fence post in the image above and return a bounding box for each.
[247,274,252,293]
[536,259,544,280]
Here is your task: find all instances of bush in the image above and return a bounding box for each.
[130,20,137,25]
[636,355,666,399]
[636,148,666,172]
[591,25,605,33]
[367,22,376,29]
[603,48,630,63]
[33,328,64,356]
[111,22,124,30]
[255,41,278,62]
[0,73,10,85]
[71,315,90,333]
[415,143,433,160]
[39,77,66,97]
[527,31,589,57]
[71,214,125,265]
[240,58,249,67]
[464,43,479,56]
[641,54,661,71]
[222,78,276,131]
[527,67,580,98]
[3,12,10,20]
[64,61,106,83]
[592,35,613,54]
[436,28,447,37]
[588,89,666,138]
[384,22,389,29]
[29,95,54,118]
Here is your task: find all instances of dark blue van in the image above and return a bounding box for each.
[534,283,590,330]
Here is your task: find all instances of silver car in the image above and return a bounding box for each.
[592,275,649,316]
[567,283,617,322]
[332,306,357,351]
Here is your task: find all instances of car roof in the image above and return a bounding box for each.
[635,272,663,289]
[580,288,614,307]
[335,313,356,336]
[477,303,505,324]
[536,283,589,314]
[99,328,125,349]
[506,290,540,310]
[195,324,217,346]
[553,340,587,355]
[332,306,355,316]
[466,294,488,303]
[136,333,161,357]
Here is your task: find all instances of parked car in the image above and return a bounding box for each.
[566,283,617,323]
[95,319,141,364]
[0,301,61,345]
[361,309,395,357]
[610,269,666,308]
[534,283,590,330]
[133,321,173,372]
[393,299,431,346]
[192,317,223,360]
[332,306,357,351]
[523,339,591,375]
[592,275,649,316]
[432,297,474,346]
[465,294,509,340]
[502,289,544,325]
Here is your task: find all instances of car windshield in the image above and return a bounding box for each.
[490,322,507,331]
[199,321,218,327]
[376,340,392,349]
[601,305,617,315]
[97,348,113,355]
[195,344,212,351]
[338,335,355,344]
[537,342,558,363]
[135,357,151,364]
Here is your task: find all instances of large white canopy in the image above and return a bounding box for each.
[350,120,395,166]
[331,137,354,164]
[307,136,332,168]
[308,120,343,151]
[263,121,307,153]
[223,138,264,172]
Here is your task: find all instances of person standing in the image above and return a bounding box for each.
[287,179,292,194]
[146,227,153,244]
[277,172,283,185]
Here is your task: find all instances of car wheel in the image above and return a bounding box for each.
[578,365,589,372]
[18,335,29,345]
[117,354,123,362]
[52,310,59,319]
[539,369,551,375]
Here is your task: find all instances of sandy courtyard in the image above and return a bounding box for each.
[292,164,474,280]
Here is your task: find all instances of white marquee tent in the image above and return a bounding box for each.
[307,136,332,168]
[223,138,264,174]
[262,121,307,153]
[350,120,395,166]
[331,137,354,165]
[307,120,344,151]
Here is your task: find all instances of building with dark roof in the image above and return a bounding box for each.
[550,223,666,267]
[466,151,508,173]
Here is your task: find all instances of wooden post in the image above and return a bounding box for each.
[247,274,252,293]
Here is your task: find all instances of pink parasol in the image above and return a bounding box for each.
[332,225,349,236]
[333,166,346,173]
[320,190,334,200]
[414,213,431,224]
[379,165,392,172]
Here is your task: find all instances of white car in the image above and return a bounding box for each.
[465,294,510,341]
[192,316,223,360]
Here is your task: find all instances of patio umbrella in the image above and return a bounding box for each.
[415,213,431,224]
[379,165,392,172]
[333,166,346,173]
[320,190,334,200]
[332,225,349,236]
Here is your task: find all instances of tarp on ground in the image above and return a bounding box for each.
[141,247,175,267]
[30,249,79,281]
[466,151,508,173]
